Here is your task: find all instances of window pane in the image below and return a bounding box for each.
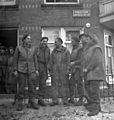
[43,28,60,42]
[56,0,77,2]
[106,46,113,74]
[46,0,78,2]
[46,0,54,2]
[42,28,60,52]
[66,30,80,41]
[0,0,16,6]
[108,35,112,45]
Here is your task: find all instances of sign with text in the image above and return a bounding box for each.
[73,10,91,17]
[0,0,16,6]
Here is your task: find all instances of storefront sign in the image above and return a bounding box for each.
[73,10,91,17]
[0,0,16,6]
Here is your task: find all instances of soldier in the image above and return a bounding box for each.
[0,46,7,93]
[13,34,39,111]
[36,37,50,106]
[49,37,70,106]
[5,47,16,94]
[0,46,2,93]
[69,36,84,105]
[79,33,105,116]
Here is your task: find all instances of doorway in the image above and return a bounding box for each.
[0,28,17,48]
[0,28,17,94]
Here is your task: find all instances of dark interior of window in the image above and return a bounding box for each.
[0,29,17,48]
[46,0,78,2]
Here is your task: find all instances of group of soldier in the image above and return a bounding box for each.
[0,45,16,94]
[0,32,105,116]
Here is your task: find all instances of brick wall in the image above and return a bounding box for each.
[0,0,101,46]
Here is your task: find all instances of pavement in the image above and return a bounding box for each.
[0,98,114,120]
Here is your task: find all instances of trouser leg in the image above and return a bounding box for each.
[16,72,26,111]
[85,80,100,111]
[28,72,36,101]
[27,72,39,109]
[38,70,47,100]
[50,79,59,106]
[69,74,75,101]
[77,76,84,99]
[16,72,26,101]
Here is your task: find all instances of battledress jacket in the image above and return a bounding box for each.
[13,45,38,73]
[81,44,105,81]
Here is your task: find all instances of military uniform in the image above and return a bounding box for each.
[69,46,84,104]
[0,47,7,93]
[6,51,16,94]
[13,44,39,107]
[81,44,105,116]
[36,45,50,105]
[49,46,70,105]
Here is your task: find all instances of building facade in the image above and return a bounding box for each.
[99,0,114,84]
[0,0,101,50]
[0,0,114,93]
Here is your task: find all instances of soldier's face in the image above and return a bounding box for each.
[54,39,61,48]
[80,36,87,44]
[81,36,91,46]
[71,39,79,46]
[9,48,14,54]
[25,35,32,45]
[41,39,48,47]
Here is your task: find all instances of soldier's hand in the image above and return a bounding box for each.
[70,62,75,66]
[36,86,39,90]
[83,68,87,73]
[36,70,39,76]
[14,71,18,77]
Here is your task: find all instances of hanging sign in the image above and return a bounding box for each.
[73,10,91,17]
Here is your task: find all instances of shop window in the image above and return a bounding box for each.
[42,27,81,53]
[42,27,60,52]
[65,28,80,53]
[45,0,79,4]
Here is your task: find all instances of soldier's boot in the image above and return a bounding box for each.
[74,97,84,106]
[29,99,39,109]
[87,103,101,116]
[50,99,58,106]
[84,100,91,108]
[88,110,99,116]
[17,100,23,111]
[68,98,76,104]
[63,98,71,106]
[38,99,47,106]
[86,103,101,112]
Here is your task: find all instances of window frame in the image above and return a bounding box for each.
[44,0,79,4]
[0,0,17,6]
[64,27,81,44]
[104,30,114,74]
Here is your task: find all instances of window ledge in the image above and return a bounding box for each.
[0,5,19,11]
[41,3,83,8]
[65,41,71,44]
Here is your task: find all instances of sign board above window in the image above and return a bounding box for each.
[73,10,91,17]
[45,0,79,4]
[0,0,16,6]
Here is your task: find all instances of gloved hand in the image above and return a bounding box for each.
[82,68,87,77]
[36,70,39,76]
[13,71,18,77]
